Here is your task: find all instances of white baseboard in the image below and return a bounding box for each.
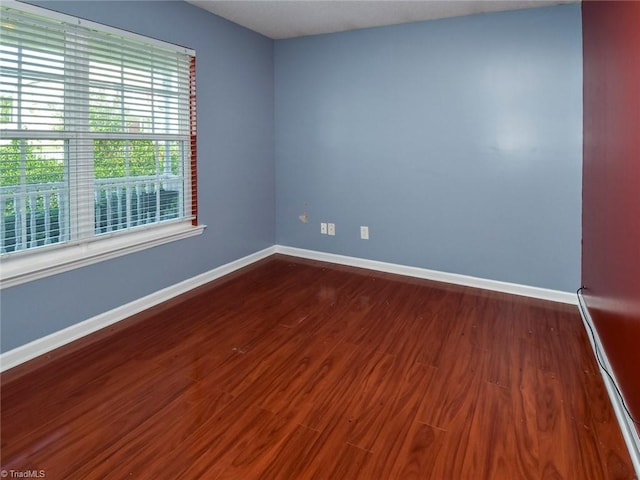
[275,245,577,305]
[0,246,276,372]
[1,244,576,372]
[577,292,640,477]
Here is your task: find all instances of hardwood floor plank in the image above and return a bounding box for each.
[356,363,437,478]
[256,335,338,414]
[176,407,297,480]
[460,382,540,480]
[416,344,488,430]
[388,421,446,479]
[71,387,234,479]
[212,411,302,480]
[307,442,372,480]
[281,340,358,418]
[297,344,389,432]
[2,359,196,478]
[249,423,323,479]
[426,397,478,479]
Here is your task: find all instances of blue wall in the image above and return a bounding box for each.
[0,1,275,352]
[275,4,582,292]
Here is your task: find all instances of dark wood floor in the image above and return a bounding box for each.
[1,255,636,479]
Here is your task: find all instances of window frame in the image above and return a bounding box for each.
[0,1,204,289]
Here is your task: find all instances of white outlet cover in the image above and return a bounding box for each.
[321,223,327,234]
[360,226,369,239]
[328,223,335,236]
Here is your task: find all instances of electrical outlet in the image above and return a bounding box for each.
[328,223,335,236]
[321,223,327,234]
[360,226,369,240]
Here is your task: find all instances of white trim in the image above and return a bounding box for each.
[577,292,640,477]
[0,246,276,372]
[4,1,195,55]
[1,221,207,289]
[0,244,580,371]
[274,245,577,305]
[0,243,578,371]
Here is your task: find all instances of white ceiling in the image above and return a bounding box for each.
[186,0,575,39]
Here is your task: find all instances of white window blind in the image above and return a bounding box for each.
[0,3,197,258]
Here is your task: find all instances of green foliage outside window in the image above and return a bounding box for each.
[0,139,65,187]
[0,96,183,186]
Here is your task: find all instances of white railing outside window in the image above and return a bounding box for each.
[0,180,68,252]
[0,173,185,253]
[94,173,183,234]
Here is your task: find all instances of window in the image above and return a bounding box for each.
[0,2,202,287]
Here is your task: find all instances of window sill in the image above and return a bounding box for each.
[0,221,206,289]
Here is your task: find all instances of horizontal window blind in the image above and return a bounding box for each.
[0,3,197,255]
